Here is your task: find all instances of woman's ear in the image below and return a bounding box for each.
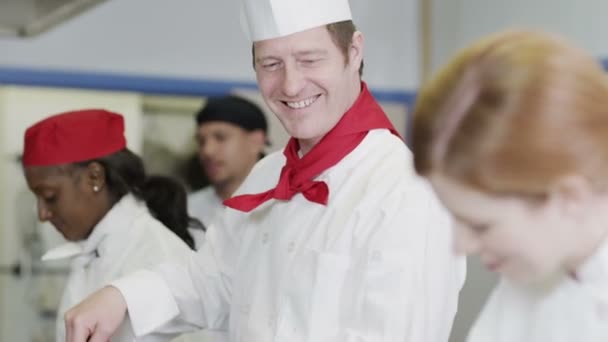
[546,174,592,219]
[86,162,107,193]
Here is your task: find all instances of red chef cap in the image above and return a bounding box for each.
[23,109,127,167]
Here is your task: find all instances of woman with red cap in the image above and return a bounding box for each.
[22,109,201,342]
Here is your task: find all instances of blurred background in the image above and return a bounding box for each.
[0,0,606,341]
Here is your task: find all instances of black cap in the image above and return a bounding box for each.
[196,95,268,134]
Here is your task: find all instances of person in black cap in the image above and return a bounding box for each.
[188,95,268,234]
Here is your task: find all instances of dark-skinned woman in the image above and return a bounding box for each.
[22,109,201,341]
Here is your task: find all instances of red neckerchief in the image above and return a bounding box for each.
[223,82,401,212]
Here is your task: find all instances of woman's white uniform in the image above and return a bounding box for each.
[467,239,608,342]
[43,194,193,342]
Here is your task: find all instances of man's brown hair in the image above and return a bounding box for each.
[252,20,364,76]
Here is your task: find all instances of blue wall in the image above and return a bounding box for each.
[0,66,417,108]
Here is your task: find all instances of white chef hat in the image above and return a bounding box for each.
[241,0,352,42]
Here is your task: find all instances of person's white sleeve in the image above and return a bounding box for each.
[112,270,180,336]
[343,177,466,342]
[112,218,237,337]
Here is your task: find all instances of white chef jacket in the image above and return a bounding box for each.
[188,186,223,227]
[467,238,608,342]
[43,194,194,342]
[188,186,223,249]
[114,129,467,341]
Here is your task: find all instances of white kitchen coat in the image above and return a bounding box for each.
[188,186,223,228]
[114,129,467,342]
[43,194,194,342]
[188,186,223,248]
[467,238,608,342]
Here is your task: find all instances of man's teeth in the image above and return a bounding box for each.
[286,96,318,109]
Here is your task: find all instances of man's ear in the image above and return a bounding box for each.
[248,130,266,155]
[349,31,364,72]
[85,162,107,192]
[546,174,592,219]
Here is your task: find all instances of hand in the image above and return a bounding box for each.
[65,286,128,342]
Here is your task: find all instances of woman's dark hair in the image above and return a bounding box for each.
[74,149,204,250]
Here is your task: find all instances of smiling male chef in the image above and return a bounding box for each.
[64,0,466,341]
